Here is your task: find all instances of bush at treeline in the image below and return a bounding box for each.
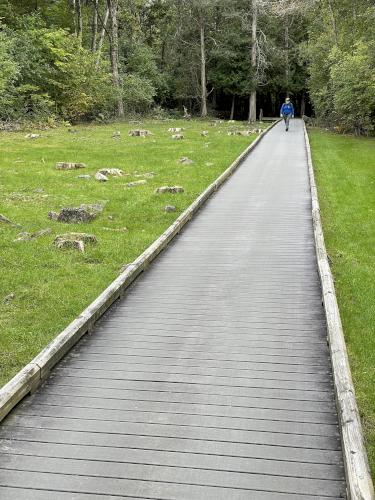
[0,0,374,133]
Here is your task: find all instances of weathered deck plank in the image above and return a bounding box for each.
[0,119,346,498]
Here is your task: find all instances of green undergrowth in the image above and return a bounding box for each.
[0,119,267,386]
[309,129,375,478]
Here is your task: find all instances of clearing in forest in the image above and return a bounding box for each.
[0,119,266,386]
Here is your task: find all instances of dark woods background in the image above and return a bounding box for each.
[0,0,373,132]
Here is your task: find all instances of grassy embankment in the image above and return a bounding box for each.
[0,119,266,386]
[309,129,375,477]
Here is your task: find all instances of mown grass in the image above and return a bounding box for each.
[0,119,266,386]
[309,129,375,477]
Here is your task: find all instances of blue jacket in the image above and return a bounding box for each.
[280,102,294,116]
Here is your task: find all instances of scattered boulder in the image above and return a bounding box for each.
[179,157,194,165]
[25,133,41,139]
[128,129,152,137]
[95,172,108,182]
[32,228,52,239]
[56,162,86,170]
[77,174,91,179]
[0,214,21,227]
[112,131,121,138]
[126,180,147,188]
[98,168,124,177]
[155,186,184,194]
[171,134,184,140]
[201,131,209,137]
[3,293,15,304]
[168,127,184,133]
[238,130,254,136]
[54,232,97,253]
[48,205,101,223]
[164,205,177,212]
[14,232,31,242]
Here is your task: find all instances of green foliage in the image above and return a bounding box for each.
[122,73,156,113]
[330,43,375,133]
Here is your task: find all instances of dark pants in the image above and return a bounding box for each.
[283,113,292,129]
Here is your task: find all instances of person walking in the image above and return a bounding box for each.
[280,97,294,131]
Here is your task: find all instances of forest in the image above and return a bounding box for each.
[0,0,374,133]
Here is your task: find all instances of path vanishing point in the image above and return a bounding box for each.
[0,119,347,499]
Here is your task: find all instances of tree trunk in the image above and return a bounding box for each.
[95,8,109,66]
[71,0,77,36]
[200,20,207,118]
[107,0,124,117]
[76,0,82,43]
[285,21,289,96]
[248,0,257,123]
[230,95,235,120]
[91,0,98,52]
[301,93,306,117]
[327,0,338,45]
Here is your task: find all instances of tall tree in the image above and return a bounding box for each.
[107,0,124,117]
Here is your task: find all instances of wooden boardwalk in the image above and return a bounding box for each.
[0,120,346,499]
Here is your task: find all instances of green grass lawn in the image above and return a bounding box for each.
[309,129,375,477]
[0,119,266,386]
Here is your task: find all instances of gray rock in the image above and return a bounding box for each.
[128,129,152,137]
[77,174,91,179]
[3,293,15,304]
[201,131,209,137]
[171,134,184,140]
[168,127,184,133]
[56,162,86,170]
[14,232,31,242]
[155,186,184,194]
[48,205,101,223]
[25,133,41,139]
[179,157,194,165]
[0,214,20,227]
[164,205,177,212]
[98,168,124,177]
[112,131,121,138]
[126,180,147,188]
[31,228,52,239]
[54,233,97,253]
[95,172,108,182]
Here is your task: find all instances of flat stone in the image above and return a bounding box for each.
[77,174,91,179]
[0,214,20,227]
[98,168,124,177]
[31,228,52,239]
[179,157,194,165]
[14,232,31,242]
[155,186,184,194]
[201,131,209,137]
[48,205,102,223]
[25,133,41,139]
[3,293,15,304]
[54,233,97,253]
[95,172,108,182]
[171,134,184,140]
[112,131,121,138]
[56,162,86,170]
[128,130,152,137]
[126,180,147,188]
[164,205,177,212]
[168,127,184,133]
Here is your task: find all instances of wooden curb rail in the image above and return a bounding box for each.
[304,123,374,500]
[0,119,279,423]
